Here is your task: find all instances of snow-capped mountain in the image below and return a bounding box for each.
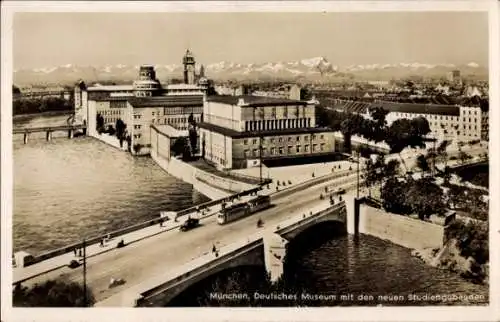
[13,57,487,86]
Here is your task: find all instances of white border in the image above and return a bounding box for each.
[1,1,499,322]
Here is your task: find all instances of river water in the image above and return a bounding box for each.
[12,113,488,306]
[13,113,209,255]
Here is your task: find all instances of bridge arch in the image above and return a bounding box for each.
[136,242,265,307]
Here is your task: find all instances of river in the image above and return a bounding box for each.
[12,113,488,306]
[13,113,210,255]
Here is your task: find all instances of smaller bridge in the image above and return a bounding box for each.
[13,124,87,143]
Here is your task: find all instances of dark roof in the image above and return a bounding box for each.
[198,122,333,138]
[369,101,460,116]
[329,99,460,116]
[206,95,307,107]
[128,95,203,108]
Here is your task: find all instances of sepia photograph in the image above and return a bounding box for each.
[1,1,498,322]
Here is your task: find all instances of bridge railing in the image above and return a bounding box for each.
[13,124,87,134]
[136,238,264,306]
[274,201,346,235]
[20,186,263,268]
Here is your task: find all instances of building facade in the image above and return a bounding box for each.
[330,99,488,143]
[199,95,336,170]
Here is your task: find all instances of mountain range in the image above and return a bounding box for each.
[13,57,488,86]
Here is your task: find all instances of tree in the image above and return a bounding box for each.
[115,118,127,140]
[96,113,105,133]
[364,154,387,196]
[13,279,95,307]
[171,137,188,157]
[13,85,21,95]
[436,140,450,170]
[406,178,446,220]
[416,154,430,175]
[381,178,412,215]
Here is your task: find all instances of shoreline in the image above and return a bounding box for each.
[410,240,489,286]
[13,110,73,122]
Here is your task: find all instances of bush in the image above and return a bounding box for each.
[13,279,95,307]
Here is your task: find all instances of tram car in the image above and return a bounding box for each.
[217,195,271,225]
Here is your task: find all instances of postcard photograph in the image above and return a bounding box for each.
[1,2,498,321]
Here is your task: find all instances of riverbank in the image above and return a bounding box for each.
[13,110,73,122]
[411,240,489,286]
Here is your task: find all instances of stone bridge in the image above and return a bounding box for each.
[101,200,351,307]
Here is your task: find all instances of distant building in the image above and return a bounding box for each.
[75,50,211,127]
[330,99,488,142]
[198,95,336,169]
[447,70,461,83]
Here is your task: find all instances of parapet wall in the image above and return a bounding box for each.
[359,204,446,250]
[151,150,255,200]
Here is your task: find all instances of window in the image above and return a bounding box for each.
[271,147,276,155]
[288,146,292,154]
[312,134,317,140]
[278,137,282,143]
[244,150,249,157]
[244,139,248,145]
[253,149,258,157]
[134,125,141,129]
[296,136,300,141]
[313,144,318,152]
[320,135,324,140]
[288,137,292,142]
[296,145,301,153]
[270,138,275,143]
[305,145,309,152]
[305,136,309,141]
[279,147,284,154]
[252,139,257,145]
[320,143,325,151]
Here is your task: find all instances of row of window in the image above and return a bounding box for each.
[110,101,127,109]
[151,116,200,125]
[243,134,325,145]
[245,118,311,132]
[243,143,325,157]
[99,110,122,116]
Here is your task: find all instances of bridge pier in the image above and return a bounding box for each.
[23,132,29,144]
[67,129,74,139]
[263,233,288,283]
[46,131,52,141]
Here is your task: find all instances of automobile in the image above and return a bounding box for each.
[333,188,346,195]
[179,217,200,231]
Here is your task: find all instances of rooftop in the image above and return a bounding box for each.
[329,99,461,116]
[167,84,203,90]
[151,124,188,138]
[206,95,308,107]
[128,95,203,108]
[198,122,333,138]
[87,84,134,91]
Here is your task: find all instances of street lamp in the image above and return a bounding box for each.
[259,134,263,185]
[356,149,360,198]
[82,239,87,307]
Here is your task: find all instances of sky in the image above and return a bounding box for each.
[13,12,489,69]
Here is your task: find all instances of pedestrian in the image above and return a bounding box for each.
[100,239,104,247]
[212,244,216,253]
[73,248,77,256]
[159,218,163,227]
[78,248,82,257]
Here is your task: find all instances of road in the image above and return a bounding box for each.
[21,174,359,304]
